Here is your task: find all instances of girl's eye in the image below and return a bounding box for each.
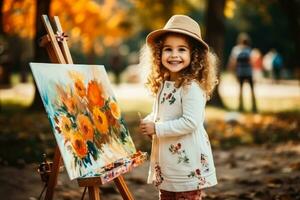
[163,47,172,52]
[179,48,187,52]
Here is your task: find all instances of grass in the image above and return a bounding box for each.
[222,96,300,113]
[2,72,300,112]
[219,73,300,113]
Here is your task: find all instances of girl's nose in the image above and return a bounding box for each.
[170,51,178,58]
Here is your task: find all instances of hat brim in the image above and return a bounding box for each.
[146,29,209,50]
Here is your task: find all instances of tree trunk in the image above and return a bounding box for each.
[161,0,174,20]
[204,0,226,108]
[29,0,51,110]
[277,0,300,80]
[0,0,13,87]
[0,0,3,35]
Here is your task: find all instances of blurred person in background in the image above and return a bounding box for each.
[251,48,263,82]
[262,49,275,79]
[227,32,257,112]
[271,50,284,83]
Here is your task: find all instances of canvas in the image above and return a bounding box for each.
[30,63,136,180]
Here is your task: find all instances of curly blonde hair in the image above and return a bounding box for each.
[141,33,219,100]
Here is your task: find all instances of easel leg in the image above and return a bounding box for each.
[45,147,61,200]
[114,176,134,200]
[88,186,101,200]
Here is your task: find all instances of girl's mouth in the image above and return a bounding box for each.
[168,61,182,64]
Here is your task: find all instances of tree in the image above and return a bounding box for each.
[0,0,3,35]
[25,0,133,109]
[204,0,226,107]
[1,0,36,86]
[277,0,300,75]
[1,0,133,86]
[50,0,132,61]
[29,0,51,110]
[130,0,199,33]
[0,0,12,87]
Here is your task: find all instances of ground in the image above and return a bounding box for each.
[0,75,300,200]
[1,142,300,200]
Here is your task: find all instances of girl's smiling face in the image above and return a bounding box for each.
[161,34,191,81]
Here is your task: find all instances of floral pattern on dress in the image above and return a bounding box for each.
[188,169,210,189]
[154,163,164,187]
[169,143,190,164]
[201,154,209,173]
[161,89,177,105]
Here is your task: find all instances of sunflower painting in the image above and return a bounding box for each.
[30,63,136,180]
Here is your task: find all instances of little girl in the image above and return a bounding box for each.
[139,15,218,199]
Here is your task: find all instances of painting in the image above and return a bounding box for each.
[30,63,136,180]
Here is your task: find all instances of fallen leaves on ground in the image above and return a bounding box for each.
[0,110,300,199]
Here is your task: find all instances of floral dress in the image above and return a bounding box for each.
[146,81,217,192]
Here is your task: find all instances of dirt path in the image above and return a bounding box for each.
[1,142,300,200]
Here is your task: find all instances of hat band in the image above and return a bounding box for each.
[166,27,201,40]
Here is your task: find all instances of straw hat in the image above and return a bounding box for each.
[146,15,209,50]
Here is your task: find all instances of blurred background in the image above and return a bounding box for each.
[0,0,300,200]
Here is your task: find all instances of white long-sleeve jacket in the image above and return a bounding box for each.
[145,80,217,192]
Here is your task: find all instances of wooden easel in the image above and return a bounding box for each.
[38,15,144,200]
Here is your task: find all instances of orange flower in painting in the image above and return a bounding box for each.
[87,80,105,107]
[74,79,86,98]
[105,109,117,126]
[56,84,75,113]
[62,96,77,114]
[109,100,121,119]
[92,107,109,134]
[77,114,94,141]
[59,116,72,141]
[71,132,88,158]
[68,71,86,98]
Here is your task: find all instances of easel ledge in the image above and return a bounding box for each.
[78,151,147,186]
[38,14,147,200]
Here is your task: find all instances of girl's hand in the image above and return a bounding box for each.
[139,120,156,137]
